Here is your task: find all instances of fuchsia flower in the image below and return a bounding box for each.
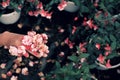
[83,18,98,30]
[28,11,34,16]
[97,54,105,64]
[82,17,87,26]
[46,12,53,19]
[9,46,19,56]
[27,1,52,19]
[10,76,18,80]
[22,36,33,45]
[105,59,111,68]
[29,61,34,67]
[1,0,9,8]
[57,0,67,11]
[104,44,111,51]
[86,19,93,29]
[59,52,65,57]
[64,38,75,49]
[36,2,43,9]
[18,5,22,10]
[39,9,47,17]
[0,63,6,69]
[7,71,12,77]
[74,17,78,21]
[33,10,40,17]
[79,42,87,52]
[39,9,53,19]
[72,26,77,34]
[21,67,28,75]
[95,43,101,50]
[105,51,110,56]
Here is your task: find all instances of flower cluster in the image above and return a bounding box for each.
[0,0,24,10]
[96,44,112,68]
[27,1,53,19]
[9,31,49,58]
[27,0,68,19]
[57,0,67,11]
[0,0,10,8]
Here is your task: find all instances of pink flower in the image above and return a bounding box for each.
[46,12,53,19]
[21,67,28,75]
[17,46,26,54]
[10,75,18,80]
[30,44,39,52]
[28,11,34,16]
[82,17,87,26]
[105,59,111,68]
[97,54,105,64]
[33,34,43,44]
[1,1,9,8]
[23,52,29,58]
[86,19,93,29]
[59,52,65,57]
[80,58,86,63]
[64,38,74,49]
[33,10,39,17]
[79,42,87,48]
[7,71,12,77]
[58,28,64,33]
[79,42,87,52]
[40,9,47,17]
[14,57,22,63]
[104,44,111,51]
[105,51,111,56]
[36,2,43,9]
[9,46,18,56]
[29,61,34,67]
[18,5,22,10]
[28,31,36,37]
[93,25,98,30]
[83,19,98,30]
[72,26,77,34]
[22,36,33,45]
[0,63,6,69]
[74,17,78,21]
[57,0,67,11]
[13,64,18,69]
[41,33,48,43]
[95,43,101,50]
[39,44,49,54]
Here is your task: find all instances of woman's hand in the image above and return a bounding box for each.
[0,31,23,48]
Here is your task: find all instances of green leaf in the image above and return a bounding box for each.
[73,0,81,7]
[111,41,116,50]
[64,76,69,80]
[104,36,110,43]
[76,46,80,53]
[89,64,97,69]
[109,0,114,2]
[109,34,116,42]
[68,55,78,62]
[106,53,118,59]
[115,21,120,28]
[80,53,89,58]
[81,5,89,13]
[55,61,61,69]
[84,67,89,73]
